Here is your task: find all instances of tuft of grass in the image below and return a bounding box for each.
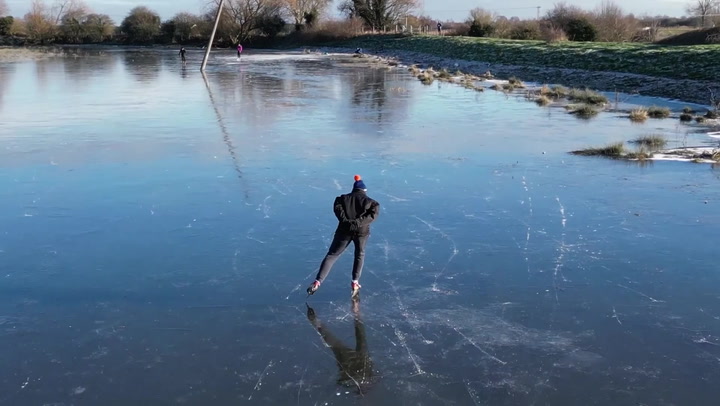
[571,142,624,157]
[567,104,599,118]
[629,108,649,122]
[536,95,552,106]
[490,83,505,91]
[508,77,525,88]
[647,106,671,118]
[706,110,720,119]
[568,88,608,105]
[461,80,484,92]
[409,65,420,75]
[630,135,667,148]
[551,85,569,98]
[437,69,452,80]
[537,84,567,99]
[626,148,654,160]
[696,116,707,123]
[680,113,694,122]
[418,71,434,85]
[683,106,696,114]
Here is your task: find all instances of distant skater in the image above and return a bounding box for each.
[307,175,380,297]
[179,46,186,64]
[237,43,243,59]
[437,21,443,35]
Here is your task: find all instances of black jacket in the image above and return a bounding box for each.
[333,189,380,235]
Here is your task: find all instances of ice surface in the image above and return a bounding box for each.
[0,49,719,405]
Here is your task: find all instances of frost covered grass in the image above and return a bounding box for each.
[338,36,720,82]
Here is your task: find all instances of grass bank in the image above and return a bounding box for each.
[330,35,719,82]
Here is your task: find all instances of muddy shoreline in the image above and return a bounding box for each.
[319,46,716,106]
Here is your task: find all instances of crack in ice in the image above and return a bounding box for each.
[413,216,458,291]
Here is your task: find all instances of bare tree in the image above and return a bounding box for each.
[169,12,205,42]
[57,0,90,42]
[284,0,330,30]
[592,0,638,42]
[339,0,416,30]
[25,0,57,43]
[544,1,587,29]
[686,0,719,27]
[52,0,87,24]
[0,0,9,16]
[82,13,114,42]
[466,8,496,37]
[120,6,161,44]
[211,0,284,44]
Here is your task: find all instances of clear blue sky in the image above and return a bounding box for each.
[6,0,689,23]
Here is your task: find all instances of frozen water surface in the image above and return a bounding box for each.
[1,49,720,405]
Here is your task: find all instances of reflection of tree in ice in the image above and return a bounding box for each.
[122,50,161,83]
[343,66,412,134]
[62,49,118,87]
[0,64,15,113]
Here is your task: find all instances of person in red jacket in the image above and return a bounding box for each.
[308,175,380,297]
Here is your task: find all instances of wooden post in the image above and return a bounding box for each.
[201,0,226,72]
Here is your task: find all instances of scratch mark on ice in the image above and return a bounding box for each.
[464,380,481,406]
[612,306,622,325]
[413,216,458,291]
[393,327,425,376]
[617,283,665,303]
[248,360,274,400]
[452,327,507,365]
[556,197,566,228]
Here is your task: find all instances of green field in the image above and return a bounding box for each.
[337,35,720,82]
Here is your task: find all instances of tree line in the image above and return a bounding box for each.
[0,0,416,45]
[0,0,717,45]
[459,0,720,43]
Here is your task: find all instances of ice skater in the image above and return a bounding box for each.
[236,43,243,60]
[179,46,186,64]
[307,175,380,297]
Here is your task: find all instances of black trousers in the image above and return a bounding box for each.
[315,232,369,283]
